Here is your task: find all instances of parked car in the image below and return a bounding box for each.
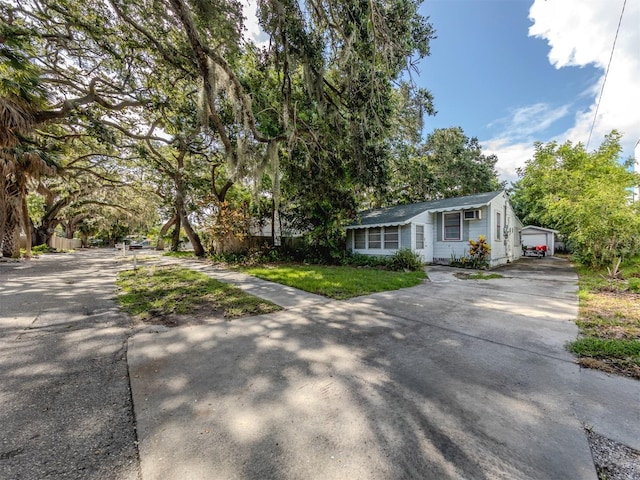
[128,241,143,250]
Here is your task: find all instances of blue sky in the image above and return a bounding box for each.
[244,0,640,185]
[416,0,640,184]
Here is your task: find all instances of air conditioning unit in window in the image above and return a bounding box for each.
[463,209,482,220]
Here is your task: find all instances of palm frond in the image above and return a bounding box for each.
[0,96,35,147]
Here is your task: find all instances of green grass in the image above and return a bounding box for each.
[569,337,640,358]
[116,265,280,320]
[162,251,197,258]
[240,264,426,300]
[569,255,640,379]
[455,272,503,280]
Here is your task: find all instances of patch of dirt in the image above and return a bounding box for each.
[581,290,640,338]
[578,358,640,380]
[587,429,640,480]
[594,289,640,301]
[136,307,229,328]
[454,272,472,279]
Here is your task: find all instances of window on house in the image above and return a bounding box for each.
[368,227,381,249]
[443,213,461,241]
[354,229,366,249]
[384,226,399,249]
[416,225,424,249]
[496,212,501,240]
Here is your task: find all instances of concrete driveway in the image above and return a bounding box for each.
[128,257,640,479]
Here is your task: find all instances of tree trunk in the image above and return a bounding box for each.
[2,179,21,258]
[171,214,181,251]
[175,182,205,256]
[2,223,19,258]
[156,215,176,251]
[34,225,54,247]
[21,195,32,258]
[177,206,205,256]
[0,175,7,254]
[271,197,276,246]
[64,222,74,239]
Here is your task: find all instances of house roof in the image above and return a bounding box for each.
[346,191,504,229]
[521,225,559,234]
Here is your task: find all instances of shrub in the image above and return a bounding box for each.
[32,244,50,254]
[389,249,423,271]
[628,278,640,293]
[448,236,491,269]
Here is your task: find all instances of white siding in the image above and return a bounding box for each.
[432,207,488,263]
[485,193,521,267]
[347,192,522,267]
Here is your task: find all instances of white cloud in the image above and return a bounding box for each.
[489,103,571,140]
[482,138,535,186]
[241,0,270,48]
[485,0,640,184]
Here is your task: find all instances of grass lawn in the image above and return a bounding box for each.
[116,265,281,323]
[569,257,640,379]
[240,264,426,300]
[162,251,197,258]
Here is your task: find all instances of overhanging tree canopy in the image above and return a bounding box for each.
[512,131,640,267]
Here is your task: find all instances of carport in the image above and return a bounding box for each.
[521,225,558,256]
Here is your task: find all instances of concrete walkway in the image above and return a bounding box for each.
[128,256,640,480]
[153,256,330,310]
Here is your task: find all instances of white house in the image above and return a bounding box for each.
[345,190,523,267]
[521,225,558,256]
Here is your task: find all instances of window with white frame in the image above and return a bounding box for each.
[443,212,461,241]
[416,225,424,249]
[496,212,501,240]
[384,226,399,249]
[368,227,381,249]
[354,229,366,249]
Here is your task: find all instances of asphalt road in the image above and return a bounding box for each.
[0,250,140,480]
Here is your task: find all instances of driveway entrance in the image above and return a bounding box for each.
[128,257,640,479]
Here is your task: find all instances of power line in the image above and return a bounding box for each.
[586,0,627,150]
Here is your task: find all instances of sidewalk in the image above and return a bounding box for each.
[153,256,331,309]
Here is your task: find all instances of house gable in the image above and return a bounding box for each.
[345,191,504,230]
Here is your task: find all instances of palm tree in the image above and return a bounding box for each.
[0,22,51,257]
[0,97,38,257]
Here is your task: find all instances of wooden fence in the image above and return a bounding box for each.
[49,235,82,250]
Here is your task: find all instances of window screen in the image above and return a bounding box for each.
[384,227,399,249]
[443,213,461,241]
[368,227,381,249]
[416,225,424,249]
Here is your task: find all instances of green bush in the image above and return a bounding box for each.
[628,277,640,292]
[32,244,49,254]
[389,249,423,271]
[448,236,491,269]
[21,244,50,256]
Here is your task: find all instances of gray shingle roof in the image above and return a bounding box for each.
[346,191,504,228]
